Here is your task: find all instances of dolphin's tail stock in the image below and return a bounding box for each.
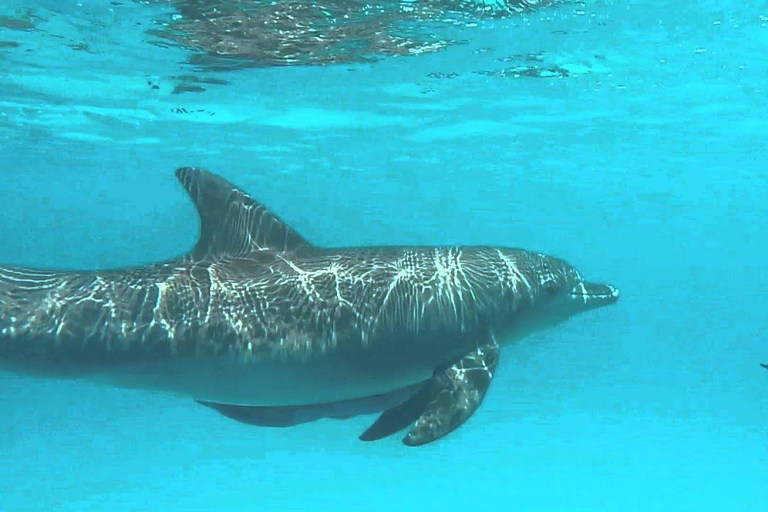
[0,260,192,375]
[0,265,66,361]
[0,265,112,373]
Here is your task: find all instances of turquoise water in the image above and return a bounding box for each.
[1,0,766,510]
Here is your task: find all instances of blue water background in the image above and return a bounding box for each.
[0,0,766,510]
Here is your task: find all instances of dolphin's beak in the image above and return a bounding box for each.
[569,281,620,307]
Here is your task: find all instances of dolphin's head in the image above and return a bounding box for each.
[492,250,620,337]
[526,252,620,321]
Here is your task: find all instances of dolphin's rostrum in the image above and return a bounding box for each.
[0,168,620,446]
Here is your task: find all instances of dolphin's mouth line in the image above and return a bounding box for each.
[569,291,619,299]
[569,283,620,301]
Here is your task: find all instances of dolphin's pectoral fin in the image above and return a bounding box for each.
[761,363,768,371]
[360,336,500,446]
[403,338,500,446]
[175,167,311,259]
[358,382,432,442]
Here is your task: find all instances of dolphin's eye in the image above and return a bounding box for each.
[544,281,560,295]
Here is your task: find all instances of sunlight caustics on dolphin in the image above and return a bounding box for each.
[0,168,620,446]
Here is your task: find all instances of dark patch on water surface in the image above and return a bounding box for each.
[172,84,206,94]
[471,50,604,79]
[0,41,21,49]
[427,72,460,79]
[0,15,37,31]
[68,42,91,52]
[499,51,547,63]
[169,74,230,94]
[475,65,571,78]
[175,74,230,86]
[170,107,216,116]
[134,0,574,70]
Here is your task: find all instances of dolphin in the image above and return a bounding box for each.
[0,168,619,446]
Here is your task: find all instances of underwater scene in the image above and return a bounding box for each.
[0,0,766,510]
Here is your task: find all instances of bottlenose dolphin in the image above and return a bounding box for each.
[0,168,619,446]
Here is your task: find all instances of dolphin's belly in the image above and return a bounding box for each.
[84,327,474,405]
[96,352,435,406]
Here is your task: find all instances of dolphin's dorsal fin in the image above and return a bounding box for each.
[176,167,310,259]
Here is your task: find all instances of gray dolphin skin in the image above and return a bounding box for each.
[0,168,620,446]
